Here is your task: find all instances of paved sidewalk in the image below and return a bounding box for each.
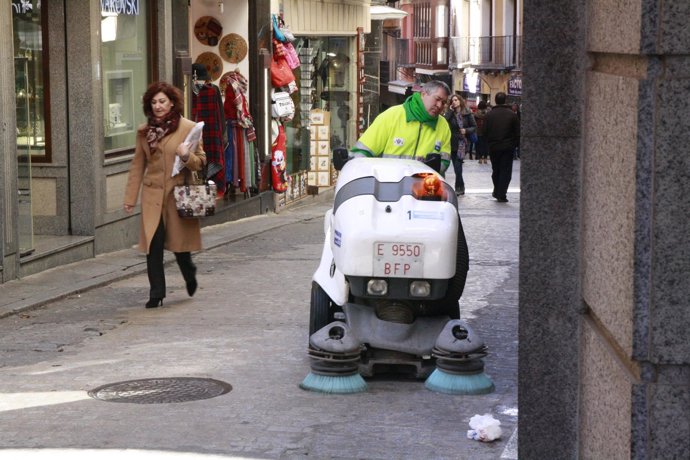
[0,193,334,320]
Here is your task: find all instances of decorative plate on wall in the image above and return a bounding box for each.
[219,33,248,64]
[194,16,223,46]
[194,52,223,81]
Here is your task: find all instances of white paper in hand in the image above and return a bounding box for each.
[172,121,205,177]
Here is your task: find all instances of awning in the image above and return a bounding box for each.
[388,79,414,95]
[370,5,408,20]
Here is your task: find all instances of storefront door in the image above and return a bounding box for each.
[13,0,46,256]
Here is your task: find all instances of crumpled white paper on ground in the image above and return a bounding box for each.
[172,121,204,177]
[467,413,502,442]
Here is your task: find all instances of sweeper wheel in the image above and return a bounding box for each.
[430,220,469,319]
[309,281,334,335]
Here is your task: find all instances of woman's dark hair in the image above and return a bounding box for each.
[478,100,487,110]
[141,81,184,119]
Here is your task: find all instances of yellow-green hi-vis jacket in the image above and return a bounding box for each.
[351,104,452,175]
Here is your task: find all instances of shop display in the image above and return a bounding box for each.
[271,123,289,193]
[191,63,226,194]
[219,33,247,64]
[194,52,223,81]
[223,70,259,195]
[194,16,223,46]
[308,109,331,187]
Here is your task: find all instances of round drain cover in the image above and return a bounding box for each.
[88,377,232,404]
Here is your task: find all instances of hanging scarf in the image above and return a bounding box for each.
[403,92,438,129]
[222,71,254,129]
[145,111,181,151]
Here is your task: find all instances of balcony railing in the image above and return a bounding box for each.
[449,35,522,70]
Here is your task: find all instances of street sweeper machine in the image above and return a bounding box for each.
[300,149,495,395]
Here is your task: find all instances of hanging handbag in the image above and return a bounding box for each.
[270,55,296,88]
[271,90,295,119]
[284,42,300,70]
[174,176,217,218]
[272,15,287,43]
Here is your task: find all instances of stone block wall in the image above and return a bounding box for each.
[520,0,690,457]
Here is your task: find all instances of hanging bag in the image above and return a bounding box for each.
[284,42,301,70]
[271,89,295,119]
[270,55,296,89]
[272,15,287,43]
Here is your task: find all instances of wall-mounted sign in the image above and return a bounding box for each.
[101,0,140,16]
[463,73,480,93]
[508,74,522,96]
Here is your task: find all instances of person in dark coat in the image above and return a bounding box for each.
[474,100,490,164]
[444,94,476,195]
[484,92,520,202]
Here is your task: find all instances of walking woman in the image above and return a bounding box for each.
[124,82,206,308]
[444,94,476,195]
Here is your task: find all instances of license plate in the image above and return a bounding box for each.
[373,242,424,277]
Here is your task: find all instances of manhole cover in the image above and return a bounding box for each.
[88,377,232,404]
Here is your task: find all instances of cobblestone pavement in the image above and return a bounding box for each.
[0,159,520,460]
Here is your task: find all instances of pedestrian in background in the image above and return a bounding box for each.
[123,82,206,308]
[484,92,520,202]
[445,94,476,195]
[474,100,490,164]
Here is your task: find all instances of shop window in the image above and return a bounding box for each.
[13,0,49,162]
[285,36,352,174]
[100,0,150,155]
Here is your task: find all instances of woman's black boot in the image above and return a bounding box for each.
[146,298,163,308]
[176,252,197,297]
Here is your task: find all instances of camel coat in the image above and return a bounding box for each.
[124,117,207,254]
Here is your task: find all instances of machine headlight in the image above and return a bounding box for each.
[409,280,431,297]
[367,279,388,296]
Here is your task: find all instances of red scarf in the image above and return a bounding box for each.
[145,111,180,151]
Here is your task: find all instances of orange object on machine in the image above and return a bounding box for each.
[411,173,446,201]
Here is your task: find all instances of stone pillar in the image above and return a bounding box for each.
[64,0,102,236]
[1,0,19,281]
[154,0,176,83]
[518,0,586,457]
[248,0,272,162]
[521,0,690,457]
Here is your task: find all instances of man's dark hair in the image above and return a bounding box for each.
[494,92,507,105]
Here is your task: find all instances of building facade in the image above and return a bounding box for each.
[0,0,374,285]
[449,0,522,105]
[0,0,275,284]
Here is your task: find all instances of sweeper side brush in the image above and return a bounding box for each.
[300,322,367,394]
[425,320,495,395]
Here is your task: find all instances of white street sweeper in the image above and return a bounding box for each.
[301,150,494,395]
